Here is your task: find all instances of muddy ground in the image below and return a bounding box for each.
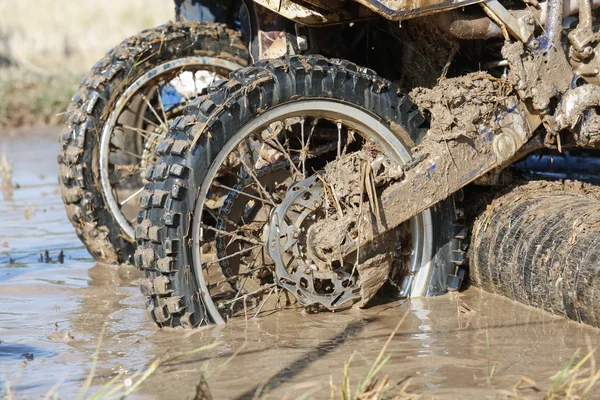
[1,129,600,399]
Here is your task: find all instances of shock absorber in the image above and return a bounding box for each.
[469,180,600,327]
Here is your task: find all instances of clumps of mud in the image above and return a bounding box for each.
[410,71,512,141]
[323,153,365,210]
[578,109,600,146]
[469,179,600,327]
[321,147,403,211]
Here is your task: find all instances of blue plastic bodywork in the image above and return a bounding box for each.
[160,1,241,109]
[160,84,184,111]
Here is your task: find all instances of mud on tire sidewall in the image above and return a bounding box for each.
[58,22,248,264]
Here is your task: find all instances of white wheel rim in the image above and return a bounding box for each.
[99,56,241,239]
[192,99,434,324]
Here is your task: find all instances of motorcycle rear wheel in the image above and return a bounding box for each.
[135,55,464,327]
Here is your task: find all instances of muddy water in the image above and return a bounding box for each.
[1,130,599,399]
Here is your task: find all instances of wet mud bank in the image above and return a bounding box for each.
[1,131,600,399]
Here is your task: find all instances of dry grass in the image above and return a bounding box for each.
[328,309,420,400]
[1,324,221,400]
[0,0,173,127]
[0,153,13,199]
[0,0,173,74]
[500,340,600,400]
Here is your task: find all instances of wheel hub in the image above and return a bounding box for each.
[266,175,361,309]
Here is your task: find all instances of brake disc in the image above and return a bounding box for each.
[266,175,361,309]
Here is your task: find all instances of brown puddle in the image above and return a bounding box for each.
[1,130,599,399]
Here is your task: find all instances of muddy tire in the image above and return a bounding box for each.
[58,22,248,264]
[135,55,464,328]
[470,180,600,327]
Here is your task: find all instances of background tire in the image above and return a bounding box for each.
[136,55,463,328]
[58,22,248,264]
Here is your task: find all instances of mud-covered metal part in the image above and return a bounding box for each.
[543,0,565,48]
[569,41,600,84]
[469,180,600,328]
[537,0,600,24]
[252,0,484,24]
[567,0,600,84]
[568,0,599,54]
[493,0,579,115]
[501,38,573,111]
[251,0,376,25]
[546,0,600,135]
[444,0,600,41]
[552,84,600,131]
[579,109,600,145]
[481,0,535,42]
[431,7,536,40]
[310,76,540,261]
[431,9,503,40]
[351,0,484,21]
[267,176,362,309]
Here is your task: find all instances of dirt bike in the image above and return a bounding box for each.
[62,0,600,329]
[58,0,247,264]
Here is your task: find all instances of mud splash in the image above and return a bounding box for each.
[1,130,600,399]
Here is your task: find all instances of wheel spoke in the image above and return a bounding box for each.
[218,283,276,308]
[208,244,262,266]
[300,117,306,179]
[337,122,342,159]
[267,135,303,179]
[211,181,276,206]
[234,150,277,205]
[157,84,170,128]
[206,208,265,238]
[201,224,264,246]
[118,124,158,141]
[110,166,141,183]
[119,187,144,206]
[116,148,144,160]
[125,105,159,128]
[253,286,275,318]
[141,93,168,131]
